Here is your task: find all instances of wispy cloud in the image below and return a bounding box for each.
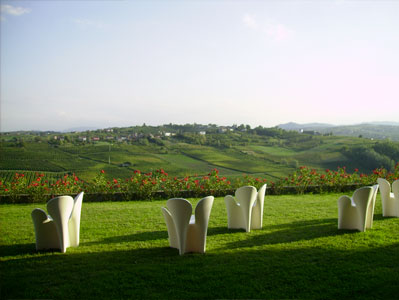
[1,4,31,21]
[1,4,31,16]
[72,18,107,29]
[242,13,293,42]
[242,13,258,30]
[264,23,293,41]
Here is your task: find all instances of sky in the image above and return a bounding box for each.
[1,0,398,132]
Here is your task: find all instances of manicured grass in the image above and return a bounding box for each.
[1,193,398,299]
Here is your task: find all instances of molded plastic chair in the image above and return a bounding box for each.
[338,186,373,232]
[31,192,84,252]
[162,196,214,255]
[377,178,399,217]
[225,184,266,232]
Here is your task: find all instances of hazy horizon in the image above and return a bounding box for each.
[1,120,399,134]
[1,0,399,132]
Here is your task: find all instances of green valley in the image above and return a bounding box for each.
[1,124,398,182]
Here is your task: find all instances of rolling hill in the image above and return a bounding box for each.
[1,123,398,182]
[277,122,399,141]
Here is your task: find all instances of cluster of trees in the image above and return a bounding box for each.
[3,124,307,148]
[169,125,325,149]
[342,141,399,171]
[0,123,347,156]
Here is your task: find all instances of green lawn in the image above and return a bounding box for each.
[1,193,398,299]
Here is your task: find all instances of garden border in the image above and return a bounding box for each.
[0,183,364,204]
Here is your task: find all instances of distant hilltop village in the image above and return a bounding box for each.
[2,122,399,143]
[2,124,252,144]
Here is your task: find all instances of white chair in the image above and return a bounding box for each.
[162,196,214,255]
[225,184,266,232]
[338,186,374,232]
[31,192,84,252]
[377,178,399,217]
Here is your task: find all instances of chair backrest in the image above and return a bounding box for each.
[251,184,267,229]
[235,186,257,232]
[47,196,74,252]
[167,198,192,215]
[166,198,192,255]
[235,186,257,207]
[256,184,267,207]
[353,186,373,208]
[194,196,214,230]
[47,196,75,222]
[366,184,379,229]
[70,192,84,220]
[371,184,379,207]
[352,186,373,232]
[162,207,178,249]
[377,178,391,200]
[69,192,84,247]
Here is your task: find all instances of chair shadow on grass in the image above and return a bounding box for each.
[2,241,399,300]
[207,226,232,236]
[82,230,168,246]
[372,213,385,220]
[0,230,169,257]
[1,216,388,258]
[219,217,350,250]
[0,227,229,257]
[83,226,234,247]
[0,231,174,258]
[0,243,38,257]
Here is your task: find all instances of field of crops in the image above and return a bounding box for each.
[0,134,390,182]
[0,170,68,185]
